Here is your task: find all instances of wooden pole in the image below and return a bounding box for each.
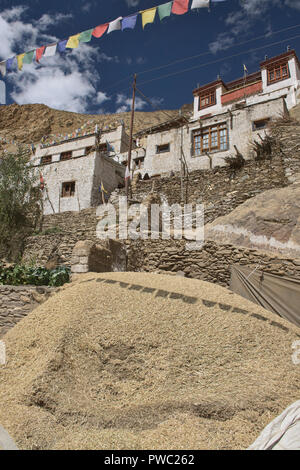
[126,74,137,200]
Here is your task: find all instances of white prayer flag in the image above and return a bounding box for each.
[44,44,57,57]
[0,62,6,77]
[125,166,131,180]
[191,0,210,8]
[107,17,123,34]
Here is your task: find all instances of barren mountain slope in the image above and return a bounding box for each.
[0,103,189,147]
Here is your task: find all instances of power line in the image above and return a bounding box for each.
[137,33,300,87]
[136,87,179,123]
[137,22,300,77]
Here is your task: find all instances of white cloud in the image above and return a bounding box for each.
[285,0,300,10]
[116,93,147,113]
[209,0,283,54]
[0,7,115,113]
[125,0,141,7]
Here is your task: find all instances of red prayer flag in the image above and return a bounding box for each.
[172,0,189,15]
[36,46,45,63]
[40,173,45,191]
[92,23,109,38]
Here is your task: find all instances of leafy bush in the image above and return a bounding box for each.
[0,264,70,287]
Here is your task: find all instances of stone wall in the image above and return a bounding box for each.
[127,239,300,287]
[0,285,57,338]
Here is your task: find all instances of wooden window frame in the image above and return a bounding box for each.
[252,118,270,131]
[40,155,52,165]
[193,123,228,155]
[60,151,72,161]
[198,90,216,111]
[156,143,170,154]
[267,62,289,85]
[61,181,76,198]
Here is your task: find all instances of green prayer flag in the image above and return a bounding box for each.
[79,29,94,43]
[158,2,172,21]
[23,51,34,64]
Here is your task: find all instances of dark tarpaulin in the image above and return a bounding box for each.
[230,265,300,328]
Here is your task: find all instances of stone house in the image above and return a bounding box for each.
[118,49,300,178]
[32,124,127,215]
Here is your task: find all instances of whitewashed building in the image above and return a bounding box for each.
[119,49,300,178]
[32,125,127,215]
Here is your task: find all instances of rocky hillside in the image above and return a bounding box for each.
[0,103,191,150]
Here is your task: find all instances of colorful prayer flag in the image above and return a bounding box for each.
[107,17,123,34]
[122,14,138,31]
[23,50,34,65]
[79,29,94,43]
[140,7,157,29]
[35,46,45,63]
[191,0,210,8]
[243,64,248,73]
[44,44,57,57]
[58,40,68,52]
[125,166,131,180]
[17,53,25,71]
[172,0,189,15]
[6,57,15,71]
[0,62,6,77]
[92,23,109,38]
[66,34,80,49]
[158,2,173,21]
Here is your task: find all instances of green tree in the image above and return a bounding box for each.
[0,148,42,260]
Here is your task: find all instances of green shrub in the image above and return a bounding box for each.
[0,264,70,287]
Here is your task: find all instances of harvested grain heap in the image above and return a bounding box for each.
[0,272,299,450]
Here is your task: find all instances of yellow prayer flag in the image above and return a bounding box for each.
[17,53,25,71]
[140,7,157,29]
[66,34,81,49]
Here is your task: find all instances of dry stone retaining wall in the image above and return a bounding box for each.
[127,239,300,287]
[0,285,57,338]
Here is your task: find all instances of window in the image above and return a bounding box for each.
[98,143,107,154]
[134,157,145,169]
[85,146,93,155]
[40,155,52,165]
[156,144,170,154]
[62,181,76,198]
[267,62,289,84]
[198,90,216,110]
[193,123,228,155]
[252,118,270,131]
[60,151,72,161]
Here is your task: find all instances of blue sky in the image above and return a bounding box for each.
[0,0,300,114]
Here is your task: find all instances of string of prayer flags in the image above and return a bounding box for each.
[107,17,123,34]
[92,23,109,38]
[0,0,229,78]
[79,29,94,43]
[66,34,80,49]
[122,14,138,31]
[140,7,157,29]
[158,2,173,21]
[172,0,189,15]
[0,62,6,77]
[35,46,45,63]
[17,53,25,71]
[191,0,210,8]
[44,44,57,57]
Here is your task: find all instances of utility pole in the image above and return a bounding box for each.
[126,74,137,199]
